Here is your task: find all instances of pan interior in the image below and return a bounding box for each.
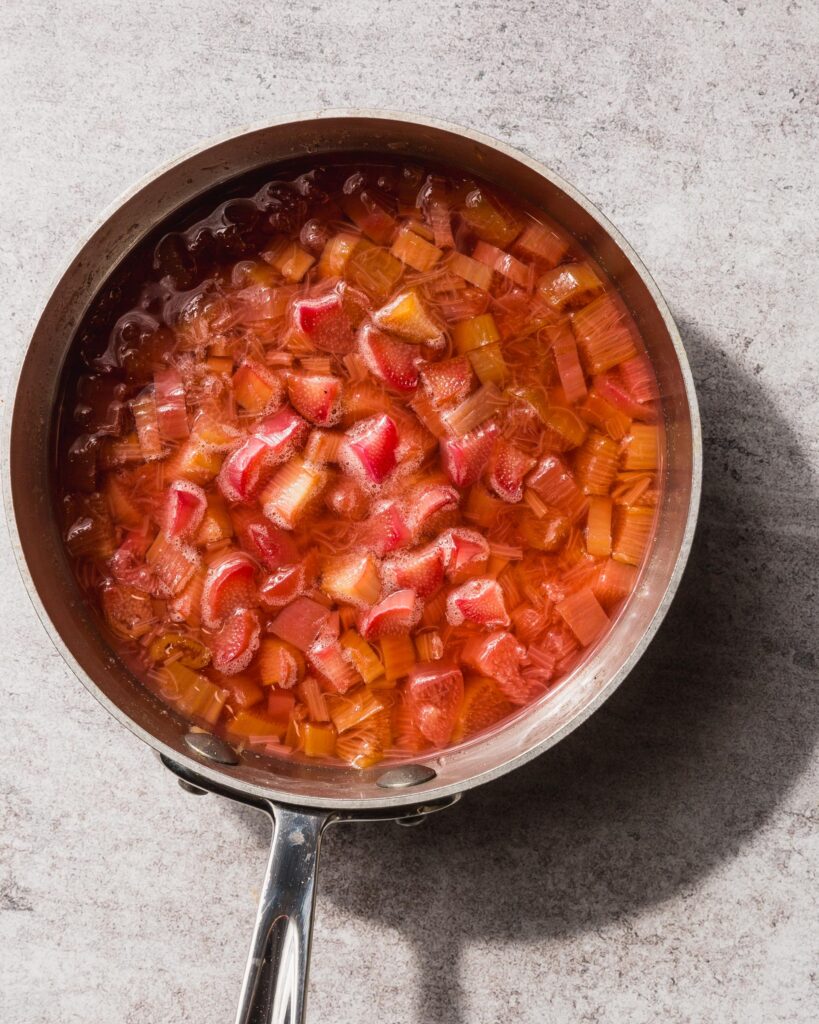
[7,113,700,808]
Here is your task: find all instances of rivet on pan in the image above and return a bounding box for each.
[178,779,208,796]
[183,731,240,766]
[395,815,427,828]
[376,764,437,789]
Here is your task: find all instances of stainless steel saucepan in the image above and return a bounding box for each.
[4,111,701,1024]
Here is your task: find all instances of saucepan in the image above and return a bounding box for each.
[4,111,701,1023]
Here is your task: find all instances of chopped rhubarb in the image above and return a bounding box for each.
[578,390,632,441]
[65,506,117,561]
[340,630,384,685]
[300,720,337,757]
[440,383,504,436]
[464,484,505,528]
[452,313,501,354]
[342,380,394,423]
[555,587,609,647]
[537,263,603,311]
[517,388,589,452]
[419,174,455,248]
[164,664,228,724]
[267,687,298,720]
[154,367,189,440]
[261,456,327,529]
[467,343,507,385]
[196,493,234,545]
[305,429,344,464]
[446,577,510,629]
[299,675,328,720]
[621,423,659,471]
[104,473,145,530]
[232,360,283,414]
[220,672,265,710]
[168,567,206,627]
[612,505,654,566]
[440,419,499,487]
[461,630,530,704]
[546,323,588,405]
[327,686,386,732]
[146,534,199,597]
[514,219,569,266]
[258,637,305,688]
[269,596,331,652]
[574,432,620,495]
[357,323,421,392]
[619,354,659,404]
[461,188,521,247]
[201,550,257,629]
[321,552,382,609]
[191,409,242,450]
[391,223,443,271]
[593,558,638,609]
[379,633,416,682]
[572,294,639,374]
[414,630,444,662]
[130,388,163,460]
[586,496,613,557]
[342,187,397,245]
[286,372,343,426]
[520,510,571,552]
[359,589,420,639]
[347,245,404,303]
[472,241,532,289]
[448,251,494,291]
[406,661,464,746]
[291,290,354,353]
[593,373,652,422]
[526,455,586,519]
[340,413,399,486]
[318,231,361,278]
[225,708,287,742]
[262,237,315,282]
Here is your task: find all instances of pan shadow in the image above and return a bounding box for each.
[223,321,818,1023]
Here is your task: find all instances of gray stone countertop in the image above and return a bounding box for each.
[0,2,816,1022]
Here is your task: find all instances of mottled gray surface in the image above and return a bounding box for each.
[1,1,817,1022]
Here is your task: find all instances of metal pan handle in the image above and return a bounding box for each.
[235,803,330,1024]
[161,752,458,1023]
